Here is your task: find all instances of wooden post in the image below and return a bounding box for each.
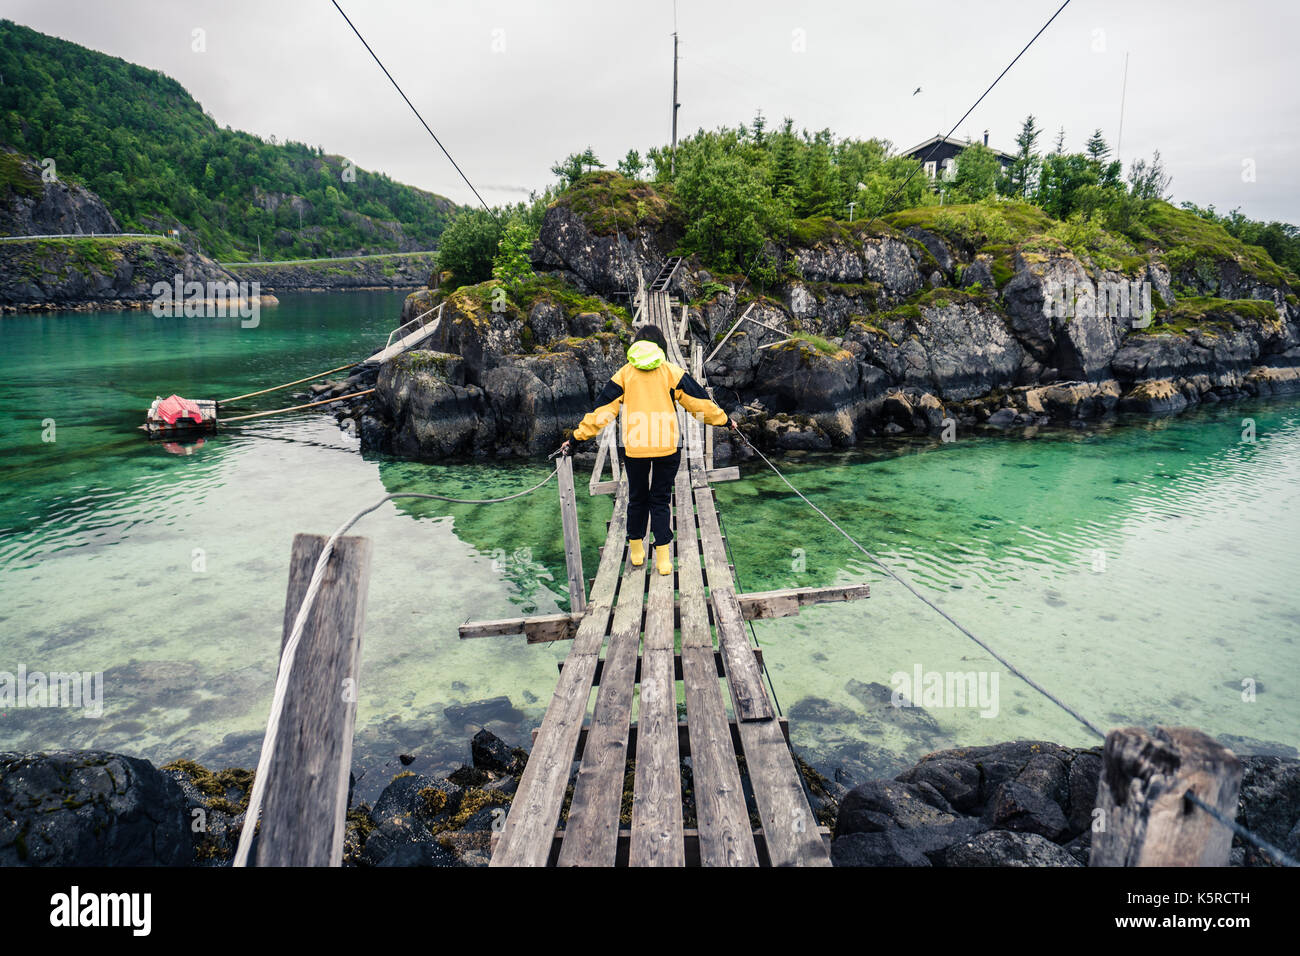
[557,455,587,613]
[255,533,372,867]
[1091,726,1243,867]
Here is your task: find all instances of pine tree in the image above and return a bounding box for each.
[1085,129,1111,162]
[1005,114,1041,199]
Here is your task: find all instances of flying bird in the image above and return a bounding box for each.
[913,87,922,96]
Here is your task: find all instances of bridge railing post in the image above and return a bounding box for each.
[557,454,587,613]
[255,532,372,866]
[1090,725,1242,867]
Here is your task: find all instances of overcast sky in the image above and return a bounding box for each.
[5,0,1299,223]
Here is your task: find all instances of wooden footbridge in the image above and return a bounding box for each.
[238,275,867,868]
[459,289,869,866]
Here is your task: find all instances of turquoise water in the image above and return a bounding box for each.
[2,293,1297,798]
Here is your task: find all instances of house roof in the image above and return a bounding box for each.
[899,133,1016,164]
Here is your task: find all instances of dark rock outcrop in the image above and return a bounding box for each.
[0,149,119,236]
[832,741,1298,867]
[0,751,192,866]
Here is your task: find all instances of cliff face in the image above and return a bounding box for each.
[361,281,631,459]
[366,186,1300,459]
[0,236,243,311]
[0,149,246,311]
[0,149,119,236]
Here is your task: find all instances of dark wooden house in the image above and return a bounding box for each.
[900,131,1015,180]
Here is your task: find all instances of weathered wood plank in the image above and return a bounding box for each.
[534,715,791,759]
[556,454,586,614]
[256,533,372,867]
[588,424,611,495]
[459,612,581,643]
[556,552,648,866]
[559,647,765,683]
[482,583,863,644]
[1091,726,1243,867]
[738,583,870,620]
[690,466,773,722]
[730,708,832,866]
[685,455,828,865]
[630,531,685,867]
[490,486,629,867]
[494,825,833,867]
[673,469,758,866]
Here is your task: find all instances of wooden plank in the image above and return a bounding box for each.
[690,466,773,722]
[459,612,580,643]
[730,706,832,866]
[256,533,372,867]
[556,553,647,866]
[588,425,610,495]
[673,469,758,866]
[1091,726,1243,867]
[737,584,870,621]
[556,455,586,613]
[490,485,629,867]
[683,455,827,865]
[495,826,833,867]
[629,531,685,866]
[534,715,790,759]
[559,647,765,683]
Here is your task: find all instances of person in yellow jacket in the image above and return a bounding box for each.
[560,325,735,575]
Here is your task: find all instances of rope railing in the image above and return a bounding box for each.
[233,468,560,867]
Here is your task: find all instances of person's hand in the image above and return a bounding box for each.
[560,439,572,456]
[727,418,739,432]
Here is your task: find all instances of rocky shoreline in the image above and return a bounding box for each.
[3,729,1295,867]
[355,178,1300,461]
[222,252,438,293]
[0,149,436,312]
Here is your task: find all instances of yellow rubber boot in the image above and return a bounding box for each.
[628,539,645,567]
[654,544,673,576]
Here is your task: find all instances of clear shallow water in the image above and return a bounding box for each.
[1,294,1297,798]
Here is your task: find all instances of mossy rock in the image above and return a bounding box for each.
[1135,295,1280,336]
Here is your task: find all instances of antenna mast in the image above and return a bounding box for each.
[671,30,680,175]
[1117,51,1130,160]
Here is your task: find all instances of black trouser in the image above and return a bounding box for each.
[623,450,681,545]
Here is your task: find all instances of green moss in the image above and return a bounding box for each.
[161,759,254,815]
[347,804,376,843]
[395,350,459,377]
[0,151,43,200]
[785,216,898,247]
[1135,295,1280,336]
[418,787,449,815]
[847,317,899,345]
[431,787,510,834]
[555,170,681,237]
[1129,202,1294,288]
[884,202,1053,250]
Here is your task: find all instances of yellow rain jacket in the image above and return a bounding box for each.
[571,340,727,458]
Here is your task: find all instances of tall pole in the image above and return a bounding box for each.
[670,31,679,176]
[1117,51,1130,162]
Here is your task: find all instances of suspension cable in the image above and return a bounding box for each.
[731,429,1106,740]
